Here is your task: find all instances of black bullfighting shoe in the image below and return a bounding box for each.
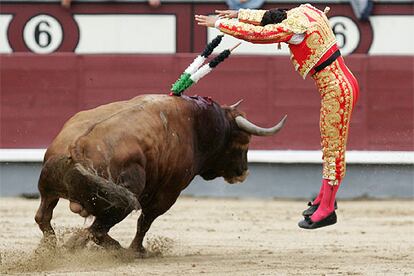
[298,211,337,230]
[302,200,338,217]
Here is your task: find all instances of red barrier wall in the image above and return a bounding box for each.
[1,54,413,150]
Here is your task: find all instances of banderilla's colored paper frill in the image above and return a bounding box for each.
[171,35,228,96]
[171,72,193,95]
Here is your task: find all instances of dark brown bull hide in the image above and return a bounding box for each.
[34,94,286,252]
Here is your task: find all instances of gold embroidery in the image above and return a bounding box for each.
[288,5,337,78]
[228,5,338,79]
[219,19,293,43]
[313,60,355,185]
[238,7,311,34]
[284,7,310,34]
[290,53,300,70]
[238,9,267,25]
[306,33,322,49]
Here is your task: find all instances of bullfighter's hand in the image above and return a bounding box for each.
[148,0,161,8]
[195,15,218,28]
[215,10,239,19]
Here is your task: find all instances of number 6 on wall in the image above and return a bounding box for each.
[330,16,360,55]
[23,14,63,54]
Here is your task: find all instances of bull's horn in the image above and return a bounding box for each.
[230,99,243,109]
[235,115,287,136]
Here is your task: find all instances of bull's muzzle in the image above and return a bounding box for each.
[224,170,249,184]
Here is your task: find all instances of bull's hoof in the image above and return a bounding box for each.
[40,234,57,248]
[136,248,149,258]
[90,231,123,251]
[129,245,148,258]
[104,242,123,251]
[36,235,57,252]
[64,229,92,250]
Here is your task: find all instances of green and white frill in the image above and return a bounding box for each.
[170,35,225,96]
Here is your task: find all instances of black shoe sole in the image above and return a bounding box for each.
[298,211,337,230]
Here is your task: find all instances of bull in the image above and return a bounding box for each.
[34,94,286,253]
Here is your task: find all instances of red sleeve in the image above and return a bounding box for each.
[217,19,294,44]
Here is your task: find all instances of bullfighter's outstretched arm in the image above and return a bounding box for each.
[215,18,295,44]
[196,10,295,44]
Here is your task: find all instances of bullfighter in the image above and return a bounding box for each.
[195,4,360,229]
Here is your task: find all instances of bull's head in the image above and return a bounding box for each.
[200,100,287,184]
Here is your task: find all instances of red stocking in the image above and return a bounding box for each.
[311,180,325,205]
[310,179,340,222]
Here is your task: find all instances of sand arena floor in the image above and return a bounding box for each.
[0,197,413,275]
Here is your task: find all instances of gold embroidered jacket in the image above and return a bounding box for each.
[217,4,337,78]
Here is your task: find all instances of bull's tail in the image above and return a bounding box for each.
[64,163,140,218]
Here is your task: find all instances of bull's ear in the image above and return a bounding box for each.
[229,99,243,109]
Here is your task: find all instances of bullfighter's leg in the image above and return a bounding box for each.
[299,57,359,229]
[129,191,181,254]
[35,194,60,246]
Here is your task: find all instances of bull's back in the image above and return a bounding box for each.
[45,94,194,163]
